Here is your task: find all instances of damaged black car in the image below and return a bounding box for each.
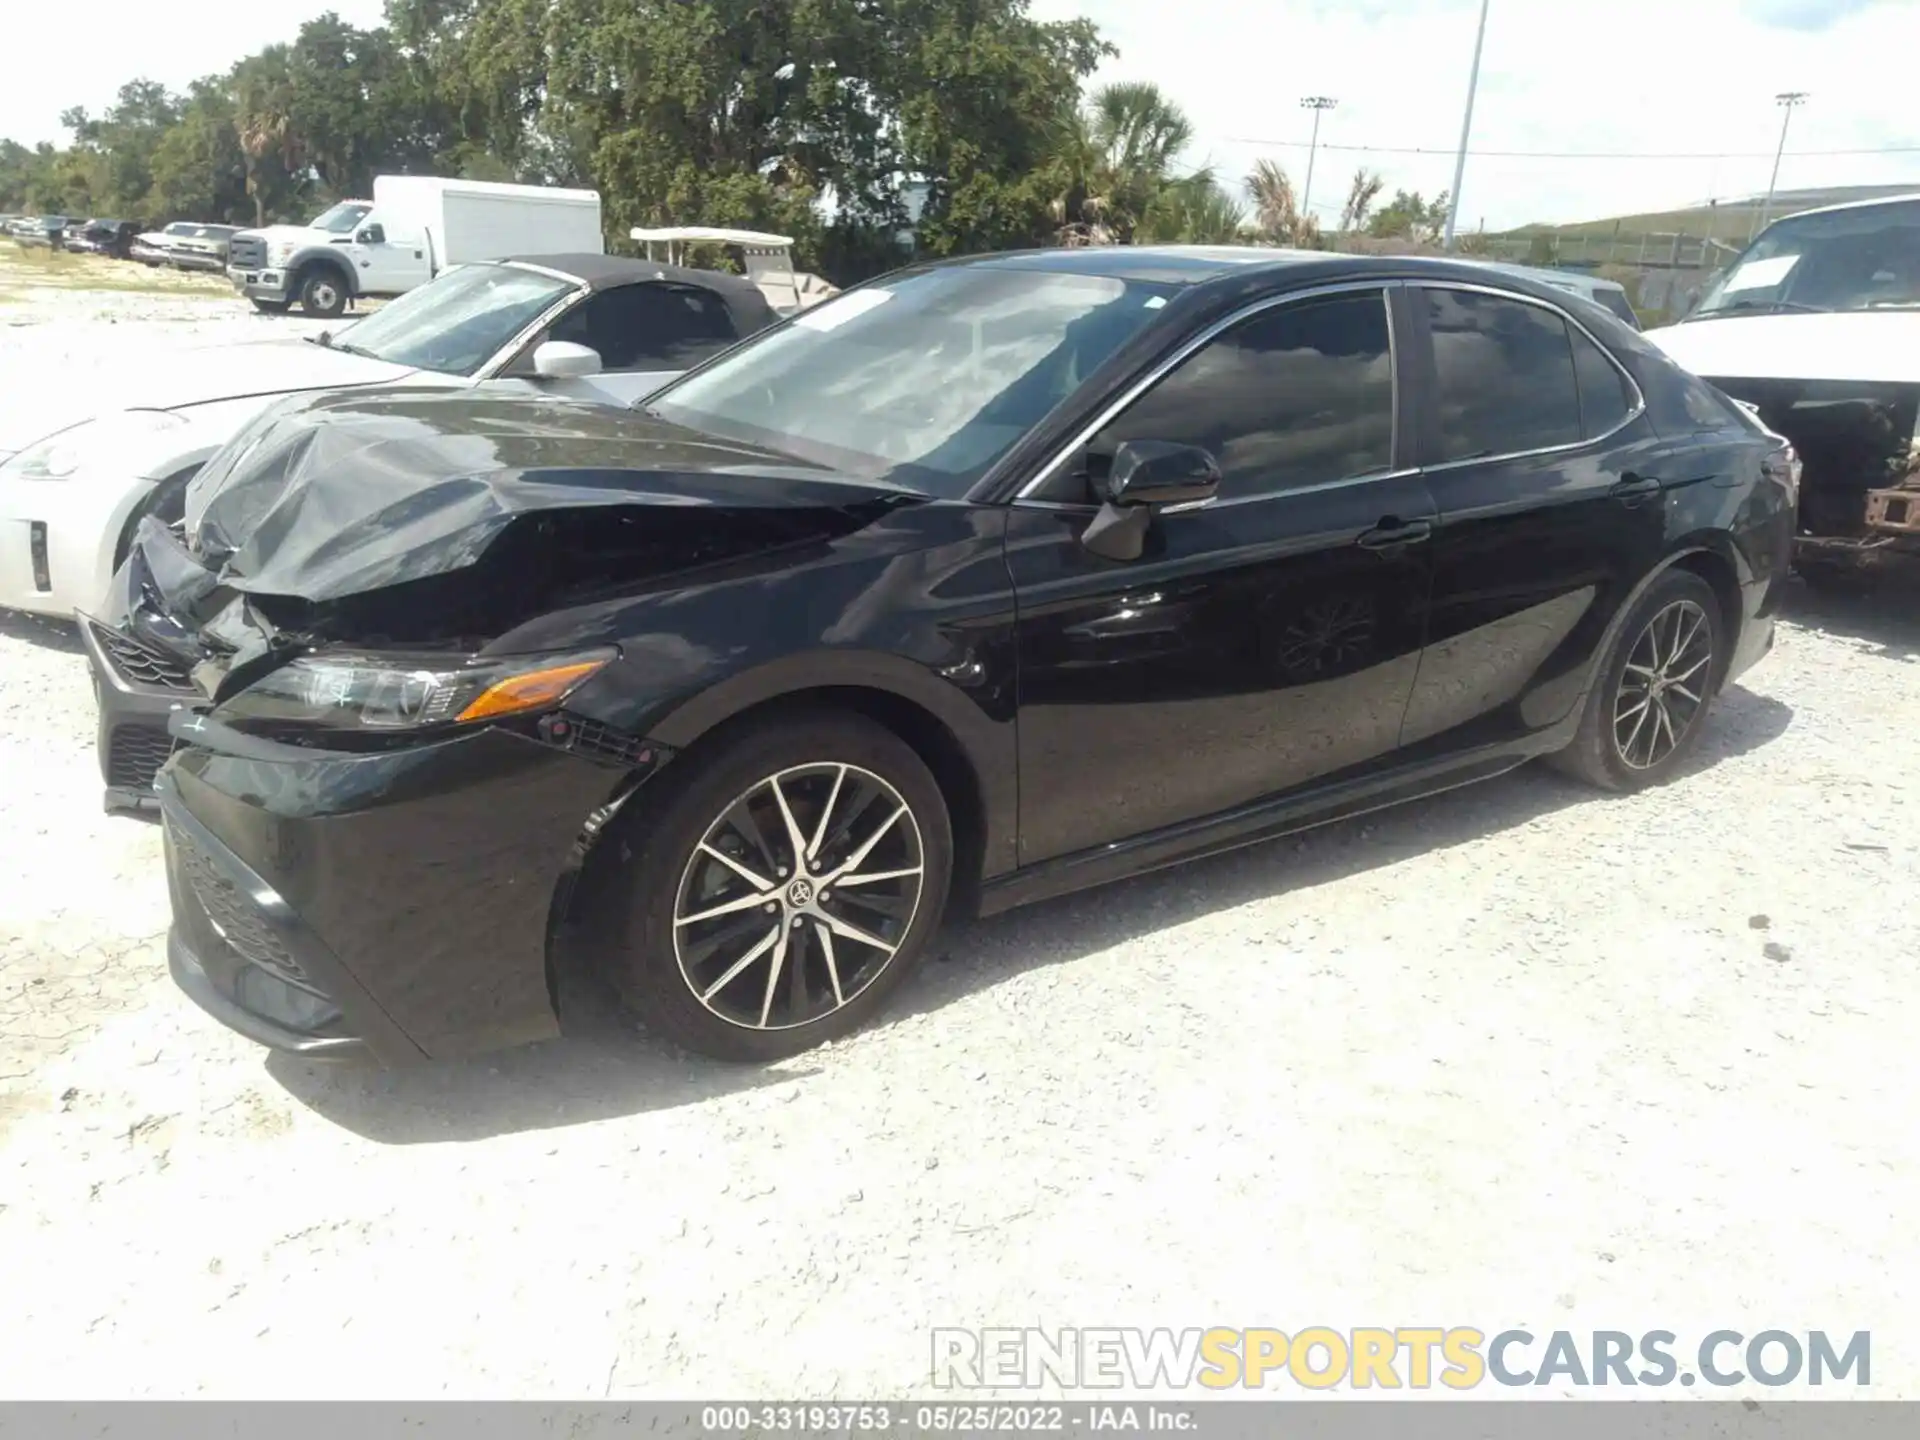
[84,249,1797,1065]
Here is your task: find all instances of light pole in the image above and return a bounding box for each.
[1442,0,1492,252]
[1300,96,1337,227]
[1754,91,1808,239]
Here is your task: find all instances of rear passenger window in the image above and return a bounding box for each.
[1424,289,1582,463]
[1570,328,1634,439]
[1092,290,1395,500]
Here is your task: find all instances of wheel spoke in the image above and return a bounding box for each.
[1623,662,1657,680]
[815,921,845,1007]
[820,909,897,957]
[1620,702,1654,766]
[723,798,782,878]
[700,925,781,1002]
[806,765,847,863]
[826,804,907,882]
[758,926,791,1027]
[679,908,776,972]
[833,865,922,888]
[1667,653,1710,686]
[769,775,810,873]
[677,888,776,926]
[698,842,772,893]
[1669,681,1701,706]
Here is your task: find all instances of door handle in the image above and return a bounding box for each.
[1610,474,1662,504]
[1356,518,1432,550]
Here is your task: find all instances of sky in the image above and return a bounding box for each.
[5,0,1918,232]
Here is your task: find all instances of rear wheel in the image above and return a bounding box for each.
[1547,568,1725,791]
[600,709,953,1061]
[296,269,349,319]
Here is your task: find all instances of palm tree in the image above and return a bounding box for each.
[232,52,302,226]
[1048,82,1199,246]
[1140,172,1248,245]
[1339,167,1386,233]
[1246,158,1318,248]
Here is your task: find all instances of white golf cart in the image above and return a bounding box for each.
[629,226,838,318]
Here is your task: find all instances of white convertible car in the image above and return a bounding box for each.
[0,253,776,620]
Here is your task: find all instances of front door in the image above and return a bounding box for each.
[1398,283,1674,754]
[1009,285,1438,865]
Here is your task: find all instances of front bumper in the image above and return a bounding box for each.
[77,613,198,816]
[0,471,151,619]
[159,715,658,1064]
[226,266,287,302]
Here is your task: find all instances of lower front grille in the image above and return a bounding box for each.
[92,623,194,691]
[173,830,319,994]
[107,724,177,790]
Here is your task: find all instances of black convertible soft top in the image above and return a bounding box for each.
[504,252,779,335]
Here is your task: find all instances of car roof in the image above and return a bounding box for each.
[502,253,781,332]
[1768,190,1920,222]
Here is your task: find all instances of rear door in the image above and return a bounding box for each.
[1399,283,1671,754]
[1008,283,1438,864]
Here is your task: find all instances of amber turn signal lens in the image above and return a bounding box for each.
[455,659,609,723]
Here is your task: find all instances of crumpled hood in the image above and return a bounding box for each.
[183,386,926,605]
[0,338,418,455]
[1646,310,1920,386]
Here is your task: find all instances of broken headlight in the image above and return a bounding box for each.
[214,647,616,735]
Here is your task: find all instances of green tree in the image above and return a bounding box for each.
[1338,167,1385,233]
[1367,188,1451,244]
[1047,80,1203,246]
[1245,157,1318,247]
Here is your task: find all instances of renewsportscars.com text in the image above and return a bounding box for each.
[931,1327,1871,1390]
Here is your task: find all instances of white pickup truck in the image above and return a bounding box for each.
[227,176,604,318]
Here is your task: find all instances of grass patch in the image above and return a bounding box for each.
[0,243,232,298]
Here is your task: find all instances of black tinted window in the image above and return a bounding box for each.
[1425,289,1581,463]
[1571,328,1633,439]
[551,283,739,371]
[1093,291,1394,499]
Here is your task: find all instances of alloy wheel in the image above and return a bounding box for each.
[672,762,926,1031]
[1612,598,1713,771]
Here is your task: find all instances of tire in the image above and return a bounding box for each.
[295,268,349,318]
[1546,568,1726,791]
[113,468,200,570]
[600,708,953,1062]
[251,298,290,315]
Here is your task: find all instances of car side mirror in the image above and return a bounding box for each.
[532,340,604,379]
[356,223,385,245]
[1081,440,1221,561]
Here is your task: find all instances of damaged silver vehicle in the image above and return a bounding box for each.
[1646,193,1920,586]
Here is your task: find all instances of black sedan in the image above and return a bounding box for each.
[95,248,1797,1065]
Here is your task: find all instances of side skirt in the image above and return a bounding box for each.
[977,742,1554,918]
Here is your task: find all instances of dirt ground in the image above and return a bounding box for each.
[1,287,1917,1401]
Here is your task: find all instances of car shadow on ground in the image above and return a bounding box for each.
[1779,572,1920,662]
[0,609,84,655]
[268,682,1795,1145]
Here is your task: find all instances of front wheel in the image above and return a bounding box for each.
[1547,568,1726,791]
[601,709,953,1061]
[296,270,349,319]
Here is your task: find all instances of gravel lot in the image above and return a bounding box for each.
[1,290,1917,1402]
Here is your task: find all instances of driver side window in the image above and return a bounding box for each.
[1064,290,1395,503]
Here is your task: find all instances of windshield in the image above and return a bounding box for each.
[1693,199,1920,318]
[309,201,373,234]
[329,262,574,376]
[646,264,1178,495]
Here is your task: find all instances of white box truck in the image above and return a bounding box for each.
[226,177,604,318]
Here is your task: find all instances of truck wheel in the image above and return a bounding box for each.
[296,269,349,319]
[251,298,290,315]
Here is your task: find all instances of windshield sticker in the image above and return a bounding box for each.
[795,288,894,331]
[1143,296,1168,309]
[1722,255,1800,293]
